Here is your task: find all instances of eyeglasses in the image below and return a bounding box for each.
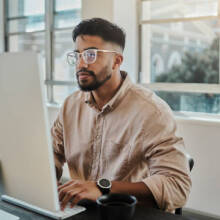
[67,49,119,65]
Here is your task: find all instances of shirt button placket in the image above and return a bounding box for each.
[91,113,102,178]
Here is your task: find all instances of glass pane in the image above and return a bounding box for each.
[7,0,45,32]
[7,0,45,17]
[54,0,81,28]
[9,33,45,52]
[141,19,219,84]
[53,85,79,104]
[9,33,46,78]
[54,9,81,29]
[155,91,220,114]
[55,0,81,11]
[53,29,77,81]
[142,0,218,21]
[8,16,45,32]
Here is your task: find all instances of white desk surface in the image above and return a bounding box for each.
[0,209,19,220]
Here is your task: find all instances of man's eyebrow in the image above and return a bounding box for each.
[74,47,98,52]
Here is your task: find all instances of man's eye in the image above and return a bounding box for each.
[74,53,79,58]
[87,52,95,57]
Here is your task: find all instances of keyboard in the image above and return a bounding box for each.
[1,195,86,220]
[55,204,86,219]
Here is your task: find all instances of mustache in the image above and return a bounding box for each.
[76,68,95,77]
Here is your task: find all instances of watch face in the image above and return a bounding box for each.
[99,178,110,188]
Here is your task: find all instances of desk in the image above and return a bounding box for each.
[0,181,193,220]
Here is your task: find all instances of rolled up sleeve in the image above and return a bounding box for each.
[51,112,66,180]
[142,108,192,212]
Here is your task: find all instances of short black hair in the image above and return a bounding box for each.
[72,18,126,51]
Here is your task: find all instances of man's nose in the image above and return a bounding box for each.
[77,55,88,69]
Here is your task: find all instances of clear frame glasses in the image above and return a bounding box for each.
[66,49,119,65]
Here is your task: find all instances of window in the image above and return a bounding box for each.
[2,0,81,104]
[152,54,164,78]
[6,0,45,72]
[52,0,81,102]
[139,0,220,114]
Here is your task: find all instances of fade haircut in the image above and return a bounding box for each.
[72,18,126,51]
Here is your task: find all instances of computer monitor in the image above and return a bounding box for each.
[0,52,85,219]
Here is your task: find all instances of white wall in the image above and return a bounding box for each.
[113,0,138,82]
[81,0,113,21]
[176,118,220,217]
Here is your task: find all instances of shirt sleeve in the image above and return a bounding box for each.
[51,109,66,180]
[142,106,192,212]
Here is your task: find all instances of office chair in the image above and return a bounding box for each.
[175,154,194,215]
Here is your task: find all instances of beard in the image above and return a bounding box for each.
[76,66,112,91]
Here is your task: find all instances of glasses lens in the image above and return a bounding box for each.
[67,52,77,65]
[84,49,96,64]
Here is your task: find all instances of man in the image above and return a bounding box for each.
[51,18,191,212]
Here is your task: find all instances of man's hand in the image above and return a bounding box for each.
[58,179,102,210]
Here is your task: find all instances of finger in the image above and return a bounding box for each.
[60,188,84,210]
[58,181,77,196]
[57,181,62,187]
[59,189,66,202]
[70,192,85,208]
[59,187,83,207]
[58,182,79,201]
[59,186,72,201]
[58,179,81,192]
[60,190,74,210]
[58,180,74,191]
[59,184,71,201]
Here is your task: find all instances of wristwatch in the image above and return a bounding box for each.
[97,178,112,194]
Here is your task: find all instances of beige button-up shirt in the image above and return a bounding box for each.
[51,71,191,212]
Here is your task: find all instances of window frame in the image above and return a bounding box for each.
[138,0,220,99]
[0,0,6,52]
[0,0,80,104]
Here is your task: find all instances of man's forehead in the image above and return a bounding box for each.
[75,35,105,48]
[75,35,121,52]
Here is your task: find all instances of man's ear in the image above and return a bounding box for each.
[112,54,123,70]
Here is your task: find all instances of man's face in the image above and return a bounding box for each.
[74,35,116,91]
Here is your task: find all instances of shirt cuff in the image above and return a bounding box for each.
[142,175,169,211]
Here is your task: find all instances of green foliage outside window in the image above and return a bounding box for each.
[156,38,219,84]
[155,38,220,113]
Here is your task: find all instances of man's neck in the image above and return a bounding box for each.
[92,71,123,110]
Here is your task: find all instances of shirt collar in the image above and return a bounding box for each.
[84,71,132,112]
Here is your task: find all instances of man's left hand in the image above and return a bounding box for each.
[58,179,102,210]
